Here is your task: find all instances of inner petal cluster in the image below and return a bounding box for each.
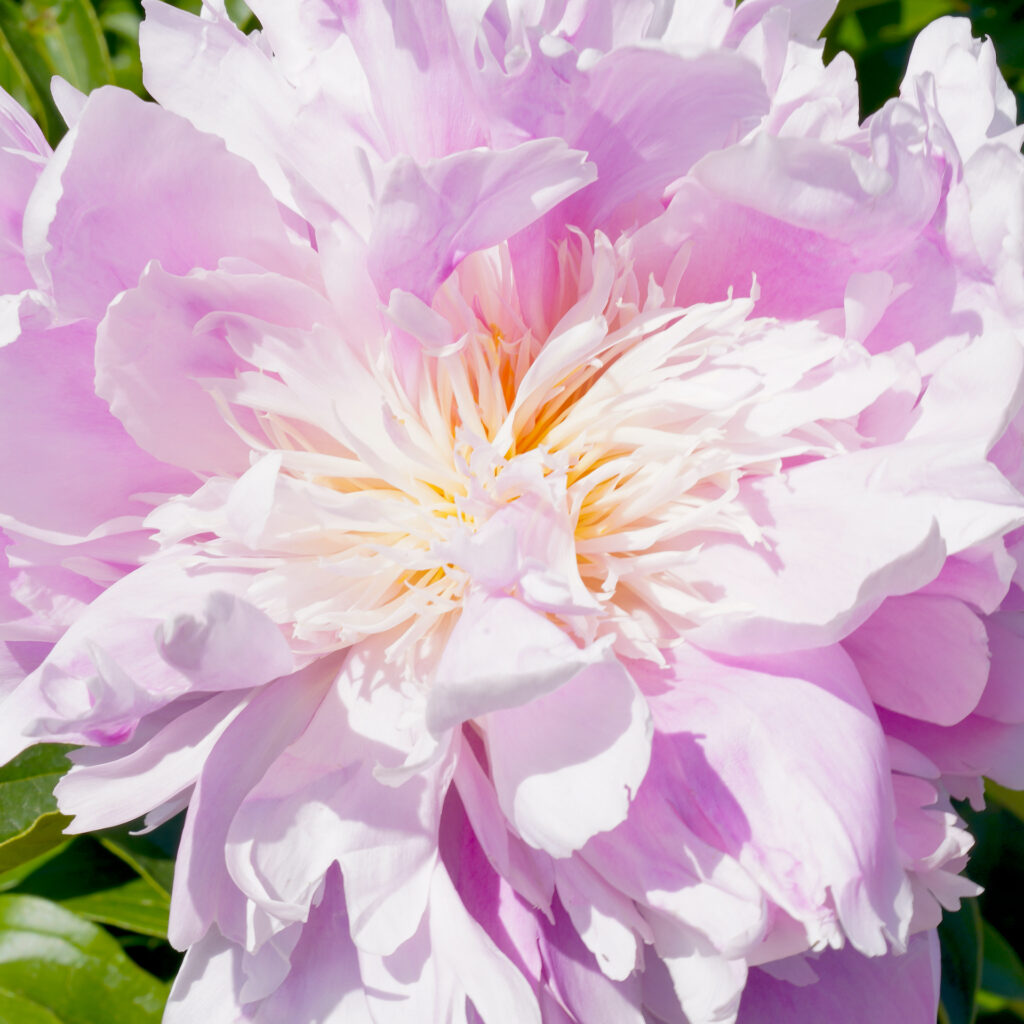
[148,233,869,676]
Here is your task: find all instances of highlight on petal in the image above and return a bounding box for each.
[486,653,652,857]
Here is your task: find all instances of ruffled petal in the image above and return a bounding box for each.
[23,86,308,321]
[484,655,652,857]
[738,931,940,1024]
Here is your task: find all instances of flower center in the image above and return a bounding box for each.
[152,233,805,668]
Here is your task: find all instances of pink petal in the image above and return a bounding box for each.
[56,689,249,832]
[96,264,328,476]
[429,593,611,734]
[224,641,450,957]
[738,931,940,1024]
[368,139,595,302]
[0,321,193,536]
[843,594,989,726]
[650,645,911,956]
[23,86,306,321]
[484,655,652,857]
[168,657,336,949]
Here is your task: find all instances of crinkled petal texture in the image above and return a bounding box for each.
[2,1,1023,1023]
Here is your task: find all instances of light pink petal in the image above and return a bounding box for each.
[0,85,48,155]
[0,87,48,292]
[368,138,595,302]
[537,896,646,1024]
[738,931,940,1024]
[248,878,374,1023]
[358,862,541,1024]
[451,735,555,913]
[484,654,652,857]
[906,329,1024,457]
[580,725,767,963]
[305,0,483,162]
[224,641,449,957]
[919,542,1015,615]
[0,561,291,759]
[22,86,307,321]
[843,594,989,726]
[141,1,379,232]
[164,929,253,1024]
[902,18,1022,160]
[645,127,943,319]
[0,321,193,536]
[687,458,947,655]
[662,952,748,1024]
[650,645,912,956]
[168,657,336,949]
[96,264,330,476]
[977,586,1024,722]
[727,0,838,46]
[558,48,768,233]
[553,855,649,981]
[0,548,101,644]
[879,708,1024,790]
[170,910,370,1024]
[56,690,250,832]
[429,593,611,734]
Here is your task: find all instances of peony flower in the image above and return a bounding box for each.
[2,0,1024,1020]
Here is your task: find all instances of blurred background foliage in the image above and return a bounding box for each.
[0,0,1023,1020]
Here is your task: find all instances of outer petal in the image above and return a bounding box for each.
[484,654,652,857]
[879,708,1024,790]
[368,139,595,302]
[0,86,48,293]
[686,457,947,655]
[168,656,337,949]
[842,594,989,726]
[428,593,611,734]
[646,126,942,320]
[0,321,193,536]
[96,264,333,477]
[55,689,250,832]
[140,0,379,231]
[164,929,253,1024]
[22,86,307,321]
[224,639,450,958]
[737,931,940,1024]
[648,645,912,956]
[558,48,768,233]
[902,18,1022,161]
[0,562,293,761]
[358,862,542,1024]
[165,893,375,1024]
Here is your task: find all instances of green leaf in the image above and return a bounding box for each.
[13,837,138,903]
[0,0,62,140]
[17,0,114,93]
[0,894,168,1022]
[974,921,1024,1018]
[939,899,983,1024]
[61,877,169,939]
[986,780,1024,824]
[10,833,173,938]
[0,987,63,1024]
[0,746,73,877]
[0,841,72,894]
[98,829,175,898]
[0,813,73,876]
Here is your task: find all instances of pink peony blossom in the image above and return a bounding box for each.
[2,0,1024,1020]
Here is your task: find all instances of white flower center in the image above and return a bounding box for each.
[150,233,853,669]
